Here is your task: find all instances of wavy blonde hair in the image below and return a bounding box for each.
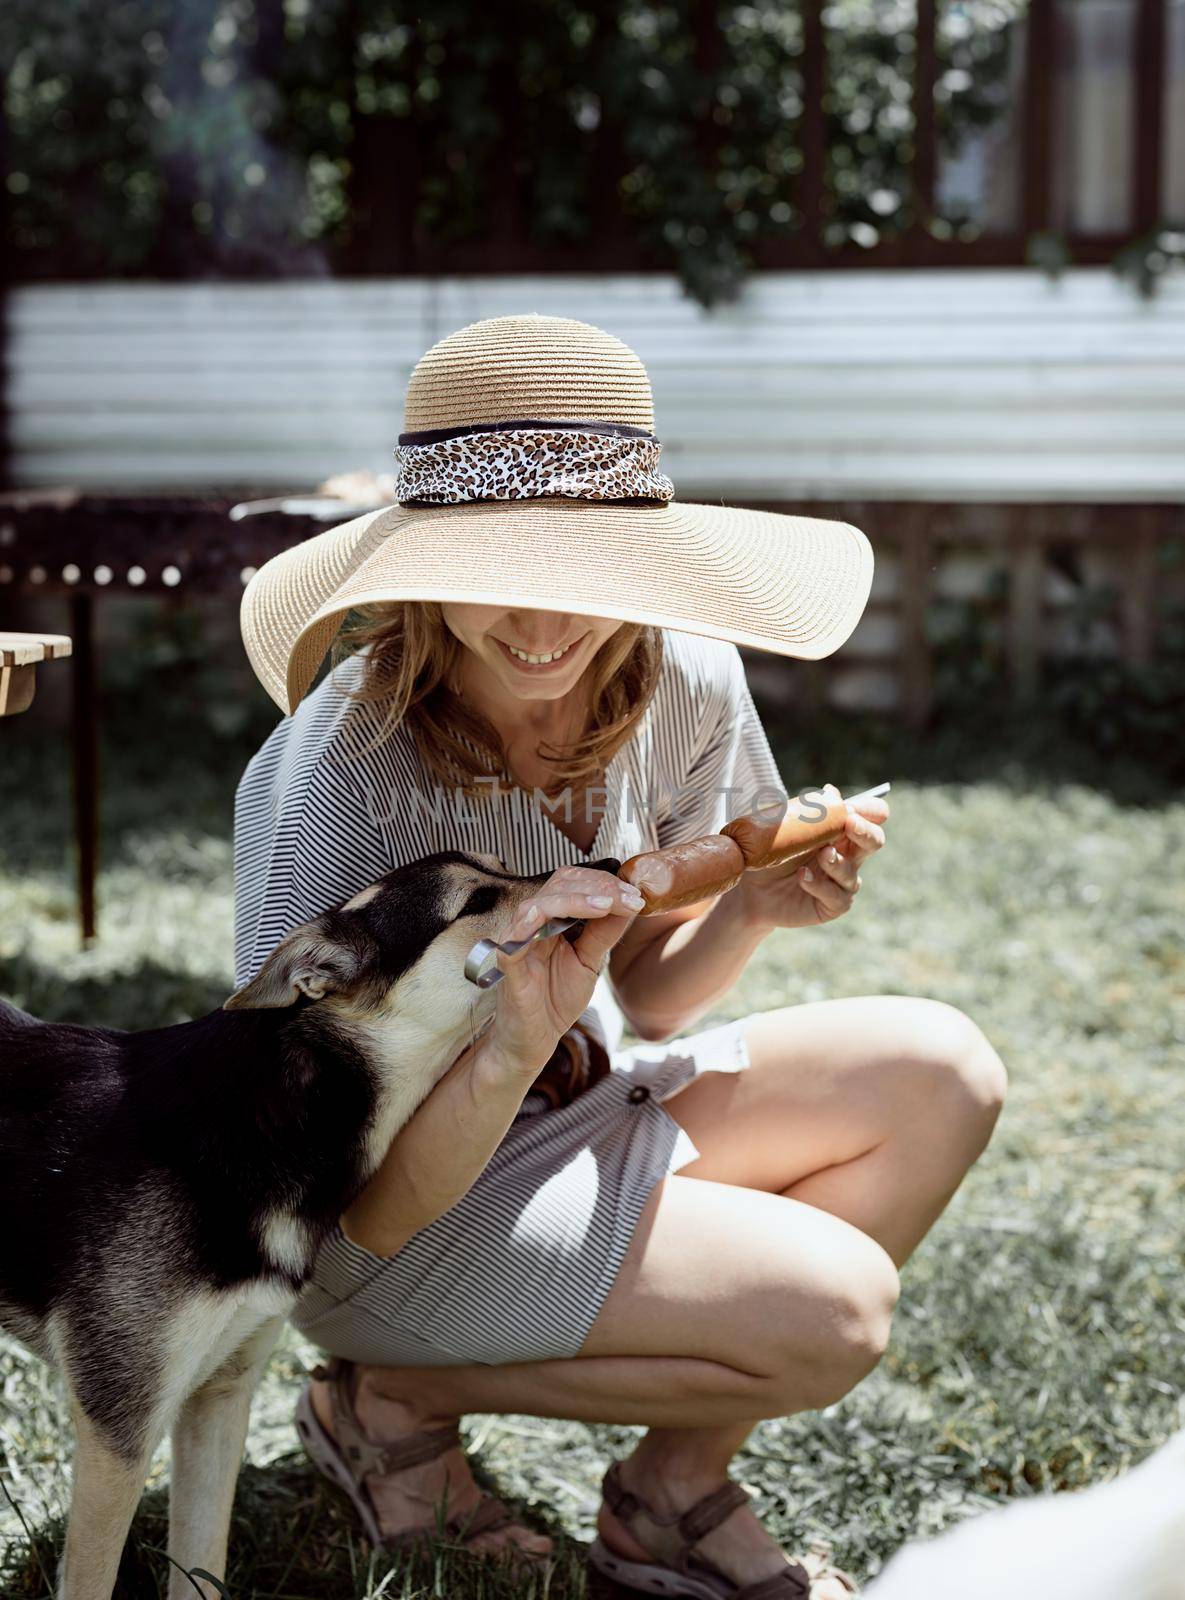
[330,603,664,800]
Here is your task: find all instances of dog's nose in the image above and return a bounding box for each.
[589,856,623,875]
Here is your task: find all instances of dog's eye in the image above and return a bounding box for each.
[458,884,500,919]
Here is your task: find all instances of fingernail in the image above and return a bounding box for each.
[523,903,540,923]
[827,848,840,865]
[802,867,814,882]
[622,890,645,908]
[588,894,614,908]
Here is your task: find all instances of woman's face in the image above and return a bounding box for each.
[440,603,624,709]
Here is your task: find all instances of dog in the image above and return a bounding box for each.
[0,848,577,1600]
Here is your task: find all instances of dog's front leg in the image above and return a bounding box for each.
[58,1406,156,1600]
[166,1314,285,1600]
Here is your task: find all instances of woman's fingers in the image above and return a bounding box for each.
[499,870,643,966]
[504,884,643,945]
[567,898,637,973]
[841,810,886,864]
[846,795,890,824]
[800,844,861,914]
[490,869,642,1066]
[802,838,859,891]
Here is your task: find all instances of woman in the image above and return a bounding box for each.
[233,315,1007,1599]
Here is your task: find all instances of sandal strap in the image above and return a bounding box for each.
[602,1462,749,1542]
[733,1567,812,1600]
[601,1460,646,1525]
[373,1421,463,1474]
[677,1479,751,1542]
[310,1358,460,1483]
[447,1492,515,1541]
[599,1460,853,1597]
[601,1460,752,1577]
[380,1492,520,1554]
[305,1366,543,1559]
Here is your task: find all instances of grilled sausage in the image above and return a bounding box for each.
[616,795,851,912]
[617,834,746,913]
[720,796,849,871]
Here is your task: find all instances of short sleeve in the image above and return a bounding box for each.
[233,736,412,989]
[656,645,788,849]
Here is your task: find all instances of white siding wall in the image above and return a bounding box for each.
[7,268,1185,500]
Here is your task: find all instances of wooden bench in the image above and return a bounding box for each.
[0,631,72,717]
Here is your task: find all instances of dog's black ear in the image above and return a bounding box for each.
[223,925,360,1011]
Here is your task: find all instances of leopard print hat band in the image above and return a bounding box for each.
[393,418,676,508]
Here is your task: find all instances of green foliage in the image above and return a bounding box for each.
[1025,229,1071,276]
[2,0,172,275]
[912,549,1185,786]
[932,0,1026,236]
[1021,226,1185,295]
[100,601,278,749]
[824,0,911,246]
[924,568,1011,712]
[1111,225,1185,299]
[1043,600,1185,783]
[4,0,1020,305]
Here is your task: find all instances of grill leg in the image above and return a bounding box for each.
[69,592,98,944]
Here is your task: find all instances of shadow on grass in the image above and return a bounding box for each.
[760,695,1181,809]
[1,1456,615,1600]
[0,949,232,1032]
[3,1173,1184,1597]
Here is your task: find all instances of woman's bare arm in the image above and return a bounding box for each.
[341,863,641,1256]
[609,792,890,1043]
[341,1034,540,1256]
[608,889,773,1044]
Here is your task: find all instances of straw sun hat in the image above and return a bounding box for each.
[240,314,874,715]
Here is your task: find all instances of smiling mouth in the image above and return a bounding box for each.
[497,636,585,668]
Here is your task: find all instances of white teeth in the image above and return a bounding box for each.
[507,641,572,665]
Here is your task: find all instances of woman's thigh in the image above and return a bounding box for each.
[664,994,1007,1196]
[579,1168,899,1407]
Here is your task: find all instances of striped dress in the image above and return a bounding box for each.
[233,628,787,1366]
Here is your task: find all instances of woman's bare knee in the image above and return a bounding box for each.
[928,1000,1007,1137]
[763,1224,900,1413]
[892,998,1008,1151]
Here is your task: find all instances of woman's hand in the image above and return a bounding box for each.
[480,865,645,1078]
[735,782,889,932]
[344,866,643,1257]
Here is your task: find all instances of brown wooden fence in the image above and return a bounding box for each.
[741,500,1185,725]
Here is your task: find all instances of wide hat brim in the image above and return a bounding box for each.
[241,498,875,717]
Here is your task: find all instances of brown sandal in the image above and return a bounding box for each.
[295,1356,544,1559]
[588,1460,858,1598]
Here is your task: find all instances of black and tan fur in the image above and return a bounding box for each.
[0,849,568,1600]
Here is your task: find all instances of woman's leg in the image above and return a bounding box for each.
[670,994,1009,1266]
[311,1171,897,1578]
[583,994,1006,1586]
[313,995,1006,1584]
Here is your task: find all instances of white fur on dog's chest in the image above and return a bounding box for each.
[163,1281,296,1408]
[347,1006,482,1178]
